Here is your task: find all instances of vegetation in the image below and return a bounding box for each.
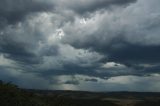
[0,80,118,106]
[0,80,46,106]
[1,80,160,106]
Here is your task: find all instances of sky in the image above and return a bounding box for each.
[0,0,160,92]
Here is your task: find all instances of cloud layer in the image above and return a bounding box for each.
[0,0,160,91]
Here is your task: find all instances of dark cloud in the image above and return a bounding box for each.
[108,43,160,64]
[0,0,160,91]
[0,33,42,65]
[0,0,54,24]
[64,80,80,85]
[64,36,160,77]
[84,78,98,82]
[0,0,137,25]
[62,0,160,76]
[55,0,137,15]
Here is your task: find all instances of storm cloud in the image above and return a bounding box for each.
[52,0,137,15]
[0,0,160,91]
[0,0,54,25]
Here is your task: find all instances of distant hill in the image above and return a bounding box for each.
[1,80,160,106]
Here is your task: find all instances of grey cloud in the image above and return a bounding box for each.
[54,0,137,15]
[84,78,98,82]
[107,43,160,64]
[0,41,39,65]
[64,80,80,85]
[0,0,137,26]
[62,0,160,69]
[0,0,160,91]
[0,0,54,24]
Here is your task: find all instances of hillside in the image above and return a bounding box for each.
[1,80,160,106]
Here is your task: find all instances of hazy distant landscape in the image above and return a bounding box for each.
[1,81,160,106]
